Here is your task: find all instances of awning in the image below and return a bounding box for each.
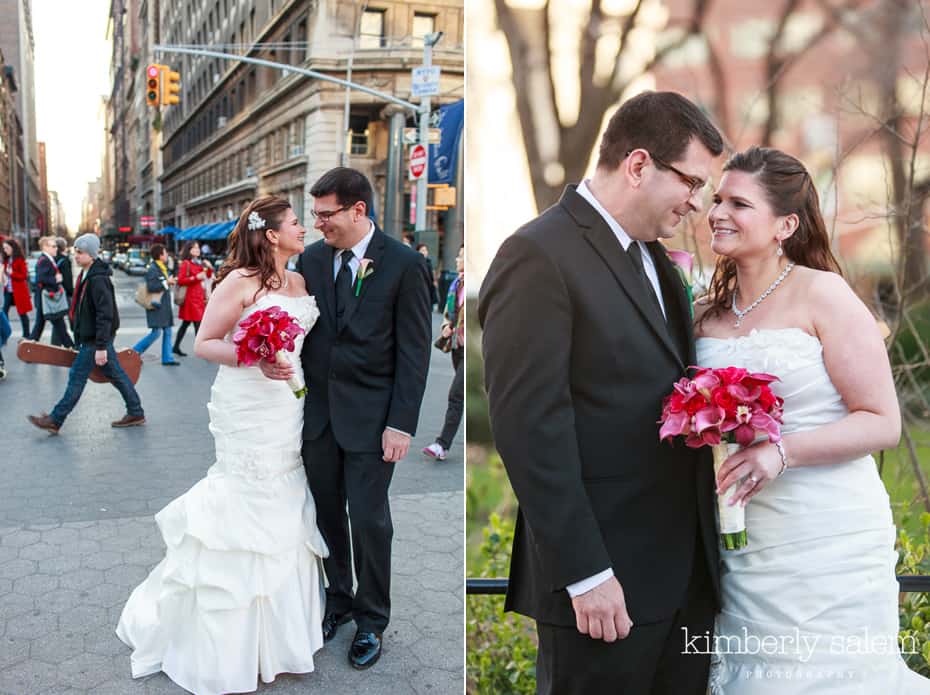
[177,220,236,241]
[157,226,182,236]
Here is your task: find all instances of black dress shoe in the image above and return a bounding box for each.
[349,631,382,670]
[172,346,187,356]
[322,611,352,642]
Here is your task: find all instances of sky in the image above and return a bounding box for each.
[33,0,112,233]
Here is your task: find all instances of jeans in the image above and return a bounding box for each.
[133,326,174,363]
[50,342,144,426]
[436,347,463,450]
[3,290,30,337]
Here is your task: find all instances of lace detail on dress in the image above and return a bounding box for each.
[216,446,302,482]
[709,651,726,695]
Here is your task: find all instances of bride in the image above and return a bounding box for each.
[116,196,328,695]
[694,146,929,693]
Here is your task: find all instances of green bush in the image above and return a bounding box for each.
[466,513,537,694]
[897,512,930,675]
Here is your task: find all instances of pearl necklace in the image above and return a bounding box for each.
[731,262,795,328]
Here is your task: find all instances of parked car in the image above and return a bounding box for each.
[112,252,128,270]
[126,258,148,276]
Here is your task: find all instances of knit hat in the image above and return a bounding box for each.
[74,233,100,258]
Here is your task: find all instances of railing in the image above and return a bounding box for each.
[467,576,930,595]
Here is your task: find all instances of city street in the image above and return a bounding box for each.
[0,270,464,694]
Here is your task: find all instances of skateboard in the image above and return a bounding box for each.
[16,341,143,384]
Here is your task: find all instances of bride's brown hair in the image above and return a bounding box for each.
[214,195,293,301]
[698,147,842,329]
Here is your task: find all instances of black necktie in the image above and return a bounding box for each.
[627,242,664,319]
[335,251,354,325]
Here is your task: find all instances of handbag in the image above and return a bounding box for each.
[174,283,188,306]
[433,331,453,353]
[134,282,164,311]
[41,287,69,319]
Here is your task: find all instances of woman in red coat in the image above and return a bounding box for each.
[2,238,33,338]
[172,240,213,357]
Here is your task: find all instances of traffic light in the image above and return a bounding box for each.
[145,64,161,107]
[162,68,181,106]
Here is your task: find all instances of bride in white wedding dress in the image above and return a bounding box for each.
[693,147,930,694]
[116,196,328,695]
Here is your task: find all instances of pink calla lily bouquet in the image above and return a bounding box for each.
[659,366,785,549]
[233,305,307,398]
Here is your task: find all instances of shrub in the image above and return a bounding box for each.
[466,513,537,694]
[897,512,930,675]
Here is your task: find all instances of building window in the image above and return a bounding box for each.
[359,9,386,49]
[412,13,436,48]
[348,114,370,155]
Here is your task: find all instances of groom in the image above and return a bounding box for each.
[478,92,724,694]
[296,167,432,669]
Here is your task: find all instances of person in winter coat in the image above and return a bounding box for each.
[29,236,74,347]
[172,240,213,357]
[1,238,32,338]
[132,244,179,365]
[27,233,144,434]
[52,237,75,347]
[422,245,465,461]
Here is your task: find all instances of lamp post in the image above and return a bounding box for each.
[415,31,442,236]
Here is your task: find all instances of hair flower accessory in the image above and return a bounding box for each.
[247,211,266,231]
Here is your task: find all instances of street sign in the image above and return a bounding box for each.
[409,144,427,179]
[411,66,441,98]
[403,128,441,145]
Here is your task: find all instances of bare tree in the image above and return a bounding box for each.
[494,0,710,213]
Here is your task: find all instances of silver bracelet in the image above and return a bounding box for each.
[775,440,789,476]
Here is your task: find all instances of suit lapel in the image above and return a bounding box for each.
[649,241,694,365]
[338,225,386,333]
[312,245,337,327]
[561,187,684,370]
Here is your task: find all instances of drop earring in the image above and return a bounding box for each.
[776,240,784,257]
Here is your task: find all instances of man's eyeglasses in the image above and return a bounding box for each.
[310,204,353,221]
[627,150,706,196]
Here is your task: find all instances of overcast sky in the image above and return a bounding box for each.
[33,0,111,233]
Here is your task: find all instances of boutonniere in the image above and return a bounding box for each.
[665,248,695,318]
[355,258,374,296]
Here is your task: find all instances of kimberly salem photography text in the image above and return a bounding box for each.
[682,626,919,662]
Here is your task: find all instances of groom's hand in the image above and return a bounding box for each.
[381,429,410,462]
[570,576,633,642]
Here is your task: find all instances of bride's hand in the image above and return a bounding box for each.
[715,441,783,507]
[258,356,294,381]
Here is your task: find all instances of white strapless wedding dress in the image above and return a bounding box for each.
[116,294,329,695]
[697,328,929,694]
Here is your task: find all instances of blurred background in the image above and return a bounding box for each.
[465,0,930,691]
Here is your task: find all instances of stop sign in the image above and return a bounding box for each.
[409,144,427,179]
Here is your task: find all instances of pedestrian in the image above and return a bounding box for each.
[423,245,464,461]
[1,238,32,339]
[172,240,213,356]
[132,243,179,365]
[29,236,74,347]
[0,260,9,379]
[402,232,415,247]
[415,243,440,310]
[27,233,145,434]
[51,237,74,347]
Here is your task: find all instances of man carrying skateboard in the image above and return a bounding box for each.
[28,233,145,434]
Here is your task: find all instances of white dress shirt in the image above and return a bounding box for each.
[576,180,667,319]
[564,182,668,598]
[332,221,375,283]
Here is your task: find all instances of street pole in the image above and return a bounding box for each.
[415,33,441,237]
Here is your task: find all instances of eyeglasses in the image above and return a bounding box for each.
[310,204,353,222]
[627,150,707,196]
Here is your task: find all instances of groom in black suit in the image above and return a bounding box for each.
[294,168,432,669]
[479,92,725,694]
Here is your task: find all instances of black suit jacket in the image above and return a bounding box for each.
[297,227,433,452]
[478,185,719,627]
